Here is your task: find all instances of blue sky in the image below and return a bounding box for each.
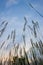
[0,0,43,56]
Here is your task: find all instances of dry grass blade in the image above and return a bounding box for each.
[28,25,33,35]
[32,20,35,25]
[38,40,43,54]
[7,34,10,40]
[23,34,26,46]
[23,17,27,31]
[0,41,5,49]
[32,21,39,37]
[23,47,30,65]
[33,25,37,37]
[0,21,6,26]
[14,44,19,56]
[11,30,13,39]
[6,43,10,50]
[32,20,39,29]
[13,30,16,43]
[30,39,34,47]
[30,39,37,65]
[0,22,8,37]
[16,43,19,50]
[28,25,33,31]
[35,42,38,48]
[28,21,39,37]
[20,47,22,57]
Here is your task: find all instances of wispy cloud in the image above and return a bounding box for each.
[6,0,19,7]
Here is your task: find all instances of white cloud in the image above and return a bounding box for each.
[6,0,19,7]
